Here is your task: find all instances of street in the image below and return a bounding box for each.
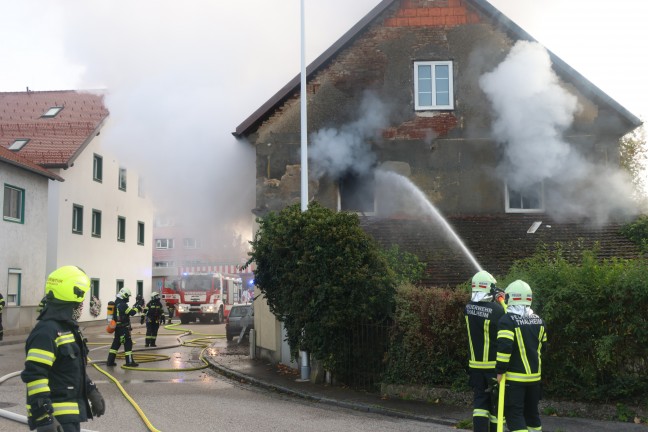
[0,322,456,432]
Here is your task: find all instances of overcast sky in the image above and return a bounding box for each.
[1,0,646,242]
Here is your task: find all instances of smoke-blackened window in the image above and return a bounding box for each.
[338,171,375,214]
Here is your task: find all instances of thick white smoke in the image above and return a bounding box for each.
[309,91,389,180]
[480,41,638,223]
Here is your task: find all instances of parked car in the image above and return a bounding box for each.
[225,303,254,341]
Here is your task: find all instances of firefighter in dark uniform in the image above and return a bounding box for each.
[464,270,506,432]
[21,265,105,432]
[0,292,4,341]
[142,292,165,347]
[106,287,144,367]
[496,280,547,432]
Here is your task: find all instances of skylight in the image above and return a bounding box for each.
[9,139,29,151]
[42,106,63,117]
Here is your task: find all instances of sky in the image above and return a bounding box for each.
[1,0,647,246]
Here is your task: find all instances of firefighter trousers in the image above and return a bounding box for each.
[504,382,542,432]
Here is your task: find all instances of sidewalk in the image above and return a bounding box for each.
[204,342,648,432]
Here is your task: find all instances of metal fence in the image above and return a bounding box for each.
[336,319,392,392]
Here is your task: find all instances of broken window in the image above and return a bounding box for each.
[338,172,375,214]
[505,181,544,213]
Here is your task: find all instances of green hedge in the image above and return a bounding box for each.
[383,245,648,403]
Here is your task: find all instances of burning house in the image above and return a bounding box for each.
[234,1,643,295]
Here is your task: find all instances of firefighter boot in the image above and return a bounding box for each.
[106,353,117,367]
[125,354,139,367]
[150,338,157,347]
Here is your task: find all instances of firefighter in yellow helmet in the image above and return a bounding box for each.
[464,270,505,432]
[496,280,547,432]
[21,266,105,432]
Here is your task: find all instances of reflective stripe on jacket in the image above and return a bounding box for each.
[496,312,547,383]
[464,301,505,369]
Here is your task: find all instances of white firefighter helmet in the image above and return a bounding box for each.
[471,270,496,293]
[505,280,533,306]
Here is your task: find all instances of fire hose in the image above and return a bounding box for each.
[0,322,226,432]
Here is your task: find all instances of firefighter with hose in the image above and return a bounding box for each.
[464,270,506,432]
[21,265,106,431]
[106,287,144,367]
[496,280,547,432]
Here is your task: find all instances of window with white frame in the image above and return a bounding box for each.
[183,238,200,249]
[155,238,174,249]
[137,221,145,245]
[505,181,544,213]
[118,167,127,191]
[155,261,174,268]
[414,61,454,110]
[116,279,124,294]
[7,268,21,305]
[117,216,126,242]
[3,184,24,223]
[93,154,103,182]
[92,209,102,237]
[337,172,376,215]
[72,204,83,234]
[91,279,100,298]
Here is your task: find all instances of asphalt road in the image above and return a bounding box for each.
[0,323,457,432]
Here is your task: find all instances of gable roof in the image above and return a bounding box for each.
[361,214,643,287]
[0,90,109,168]
[233,0,641,137]
[0,145,63,181]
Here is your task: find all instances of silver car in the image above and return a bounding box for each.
[225,304,254,341]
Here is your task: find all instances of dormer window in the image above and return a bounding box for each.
[42,106,63,118]
[9,139,29,151]
[338,172,376,215]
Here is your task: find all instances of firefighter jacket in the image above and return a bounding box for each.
[0,293,4,313]
[145,298,164,322]
[21,302,95,428]
[464,300,505,370]
[496,312,547,383]
[114,296,141,328]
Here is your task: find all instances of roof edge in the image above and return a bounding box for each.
[233,0,396,138]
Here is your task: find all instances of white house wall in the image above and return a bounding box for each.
[0,161,50,334]
[47,119,154,323]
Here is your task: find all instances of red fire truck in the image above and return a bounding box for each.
[171,272,243,324]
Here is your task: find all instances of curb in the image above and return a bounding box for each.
[204,356,457,427]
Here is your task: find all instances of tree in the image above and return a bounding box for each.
[619,124,647,201]
[245,202,396,372]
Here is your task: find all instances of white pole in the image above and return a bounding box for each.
[299,0,311,382]
[300,0,308,212]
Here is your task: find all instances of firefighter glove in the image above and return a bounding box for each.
[140,315,146,325]
[88,385,106,417]
[36,417,63,432]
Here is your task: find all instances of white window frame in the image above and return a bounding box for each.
[117,216,126,242]
[414,61,454,110]
[137,221,145,245]
[155,238,174,249]
[92,209,102,237]
[93,154,103,182]
[505,181,545,213]
[3,184,24,223]
[7,268,22,305]
[42,106,63,117]
[118,167,127,191]
[155,261,174,268]
[183,238,200,249]
[72,204,83,234]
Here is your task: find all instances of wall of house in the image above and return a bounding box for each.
[47,118,154,323]
[248,0,619,217]
[0,162,50,334]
